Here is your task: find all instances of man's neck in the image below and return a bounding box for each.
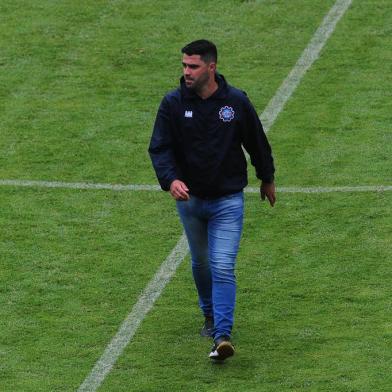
[197,78,218,100]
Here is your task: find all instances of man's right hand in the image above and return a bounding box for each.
[170,180,190,201]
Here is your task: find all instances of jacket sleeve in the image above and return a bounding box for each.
[148,96,180,191]
[242,98,275,183]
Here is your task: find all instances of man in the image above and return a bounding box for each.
[148,39,275,361]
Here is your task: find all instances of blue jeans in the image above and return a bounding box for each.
[176,192,244,340]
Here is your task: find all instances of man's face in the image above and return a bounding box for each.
[182,54,214,91]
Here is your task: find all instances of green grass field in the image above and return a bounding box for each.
[1,1,391,391]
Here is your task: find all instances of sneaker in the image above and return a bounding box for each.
[209,336,234,361]
[200,316,214,337]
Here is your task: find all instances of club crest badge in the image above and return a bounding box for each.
[219,106,235,122]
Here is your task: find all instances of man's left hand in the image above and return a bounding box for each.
[260,182,276,207]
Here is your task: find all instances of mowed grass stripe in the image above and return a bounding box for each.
[0,179,391,194]
[77,1,353,390]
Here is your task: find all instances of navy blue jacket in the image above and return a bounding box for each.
[148,74,275,198]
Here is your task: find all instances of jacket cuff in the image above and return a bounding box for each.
[261,175,274,184]
[160,176,178,192]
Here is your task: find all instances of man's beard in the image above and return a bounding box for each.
[185,71,209,93]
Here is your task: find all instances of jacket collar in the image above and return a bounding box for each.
[180,73,228,100]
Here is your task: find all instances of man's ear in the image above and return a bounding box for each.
[209,62,217,73]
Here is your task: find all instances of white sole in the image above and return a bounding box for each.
[209,341,234,360]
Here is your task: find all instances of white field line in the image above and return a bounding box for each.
[0,179,160,191]
[260,0,353,131]
[75,1,353,390]
[77,234,189,392]
[1,179,391,194]
[248,185,392,193]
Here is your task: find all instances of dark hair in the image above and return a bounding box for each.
[181,39,217,64]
